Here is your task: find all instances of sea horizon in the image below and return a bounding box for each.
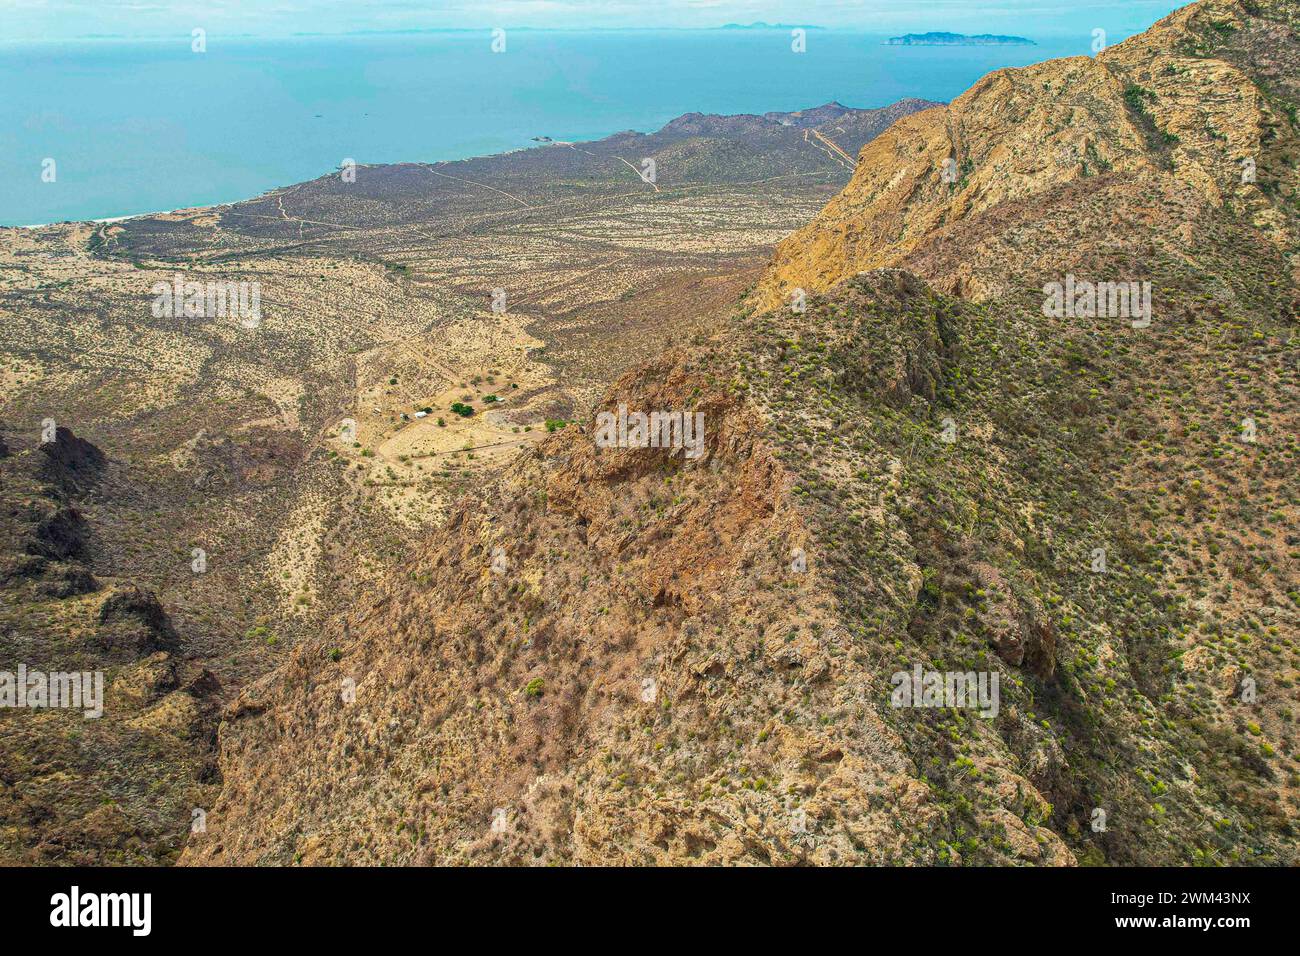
[0,29,1107,228]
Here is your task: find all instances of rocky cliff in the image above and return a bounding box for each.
[756,0,1300,306]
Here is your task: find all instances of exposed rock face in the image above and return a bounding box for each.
[3,431,100,591]
[755,0,1300,309]
[185,272,1147,868]
[0,426,218,865]
[970,563,1057,679]
[25,502,88,561]
[39,426,106,494]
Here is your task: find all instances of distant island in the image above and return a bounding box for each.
[885,32,1035,46]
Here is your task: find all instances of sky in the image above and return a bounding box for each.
[0,0,1188,42]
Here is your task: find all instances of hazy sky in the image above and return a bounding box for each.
[0,0,1187,42]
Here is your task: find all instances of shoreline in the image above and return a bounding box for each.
[16,205,220,230]
[6,93,967,232]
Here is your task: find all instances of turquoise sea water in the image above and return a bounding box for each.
[0,30,1100,226]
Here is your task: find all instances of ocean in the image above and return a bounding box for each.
[0,30,1099,227]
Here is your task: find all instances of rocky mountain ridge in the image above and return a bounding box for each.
[184,0,1299,867]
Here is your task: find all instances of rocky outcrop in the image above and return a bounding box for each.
[182,286,1113,867]
[188,426,305,490]
[24,502,88,561]
[1,433,101,595]
[96,586,180,659]
[0,426,217,865]
[39,426,106,494]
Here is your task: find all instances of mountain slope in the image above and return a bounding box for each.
[185,282,1077,866]
[185,0,1299,866]
[187,258,1296,867]
[0,428,221,864]
[755,0,1300,306]
[4,98,937,864]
